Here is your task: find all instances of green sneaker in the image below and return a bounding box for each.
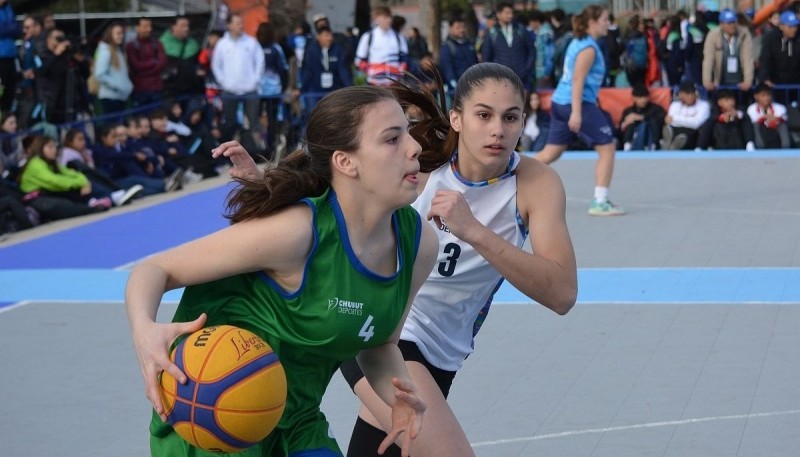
[588,199,626,216]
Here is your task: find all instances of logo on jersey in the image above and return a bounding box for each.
[328,297,364,316]
[600,126,613,136]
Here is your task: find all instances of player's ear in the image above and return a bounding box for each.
[449,109,463,133]
[331,150,358,178]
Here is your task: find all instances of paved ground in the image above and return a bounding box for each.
[1,151,799,456]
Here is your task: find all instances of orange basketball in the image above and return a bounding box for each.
[159,325,287,453]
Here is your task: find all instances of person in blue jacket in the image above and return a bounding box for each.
[438,16,478,94]
[301,27,352,114]
[0,0,21,114]
[481,2,536,91]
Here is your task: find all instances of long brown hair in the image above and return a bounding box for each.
[226,86,397,223]
[389,62,524,171]
[25,135,60,174]
[572,4,607,39]
[101,22,123,69]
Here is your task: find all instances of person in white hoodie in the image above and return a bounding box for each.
[94,22,134,124]
[662,80,710,150]
[212,13,265,152]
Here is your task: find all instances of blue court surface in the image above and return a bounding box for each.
[1,150,799,456]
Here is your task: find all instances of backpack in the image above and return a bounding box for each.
[626,35,648,70]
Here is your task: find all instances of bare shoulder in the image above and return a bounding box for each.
[515,155,566,197]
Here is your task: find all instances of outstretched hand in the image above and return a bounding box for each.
[212,141,260,180]
[132,313,207,422]
[378,377,426,457]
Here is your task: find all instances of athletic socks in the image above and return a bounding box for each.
[594,186,609,203]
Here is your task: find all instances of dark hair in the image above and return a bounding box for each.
[389,62,524,173]
[137,17,151,26]
[209,29,223,38]
[679,80,697,94]
[448,16,465,27]
[149,109,168,121]
[63,128,85,147]
[524,90,542,116]
[392,15,407,32]
[572,4,607,39]
[753,83,772,94]
[716,89,736,100]
[98,124,118,143]
[632,84,649,97]
[226,86,398,223]
[316,26,332,35]
[496,2,514,13]
[26,135,59,173]
[256,22,276,46]
[173,15,189,25]
[528,10,546,23]
[21,134,38,152]
[0,112,16,131]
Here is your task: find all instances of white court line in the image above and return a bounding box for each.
[470,409,800,447]
[0,300,32,315]
[565,196,800,217]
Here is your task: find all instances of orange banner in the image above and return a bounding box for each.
[537,87,672,128]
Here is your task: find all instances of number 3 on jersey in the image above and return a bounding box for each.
[437,242,461,277]
[359,315,375,342]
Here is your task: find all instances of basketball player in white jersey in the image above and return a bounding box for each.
[212,62,577,456]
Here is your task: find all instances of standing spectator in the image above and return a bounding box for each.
[406,26,429,72]
[311,13,354,70]
[679,10,706,85]
[212,13,265,151]
[747,83,790,148]
[600,13,622,87]
[697,89,755,150]
[643,18,662,87]
[36,28,91,124]
[160,15,202,101]
[438,17,478,92]
[17,15,42,129]
[481,2,536,91]
[758,10,800,106]
[126,17,167,110]
[197,30,223,107]
[527,10,555,88]
[520,91,550,152]
[0,0,21,115]
[662,15,688,87]
[301,27,352,113]
[619,84,666,150]
[256,22,288,159]
[624,15,649,88]
[94,22,134,124]
[355,6,409,86]
[702,9,753,94]
[663,81,710,150]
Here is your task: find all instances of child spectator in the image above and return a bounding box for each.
[93,124,174,194]
[197,29,223,107]
[619,84,666,150]
[519,91,550,152]
[697,89,755,151]
[147,110,204,184]
[19,135,113,220]
[747,83,790,149]
[0,113,23,180]
[663,81,710,150]
[59,128,143,206]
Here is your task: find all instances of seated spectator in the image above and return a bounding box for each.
[0,183,36,235]
[147,110,204,184]
[619,84,666,150]
[0,113,24,180]
[519,91,550,152]
[59,128,143,206]
[92,124,174,194]
[19,136,114,220]
[697,89,755,150]
[663,81,711,150]
[747,83,790,149]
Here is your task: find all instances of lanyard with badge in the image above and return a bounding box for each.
[321,48,333,89]
[726,35,738,74]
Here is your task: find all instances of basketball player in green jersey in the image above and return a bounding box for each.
[126,86,447,457]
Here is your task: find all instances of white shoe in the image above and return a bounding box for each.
[623,142,632,151]
[745,141,756,152]
[181,169,204,186]
[111,184,144,206]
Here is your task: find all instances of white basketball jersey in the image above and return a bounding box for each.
[402,152,527,371]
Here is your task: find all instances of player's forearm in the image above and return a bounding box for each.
[464,224,577,314]
[357,343,412,407]
[125,262,170,329]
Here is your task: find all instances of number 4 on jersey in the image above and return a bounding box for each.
[359,315,375,342]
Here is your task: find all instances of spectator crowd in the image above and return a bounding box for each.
[3,2,800,236]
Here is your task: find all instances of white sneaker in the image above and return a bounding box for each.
[181,169,204,186]
[745,141,756,152]
[110,184,144,206]
[165,168,185,192]
[623,142,632,151]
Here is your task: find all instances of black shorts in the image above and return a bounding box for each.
[339,340,457,398]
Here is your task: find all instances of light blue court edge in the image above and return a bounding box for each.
[522,149,800,160]
[2,267,799,309]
